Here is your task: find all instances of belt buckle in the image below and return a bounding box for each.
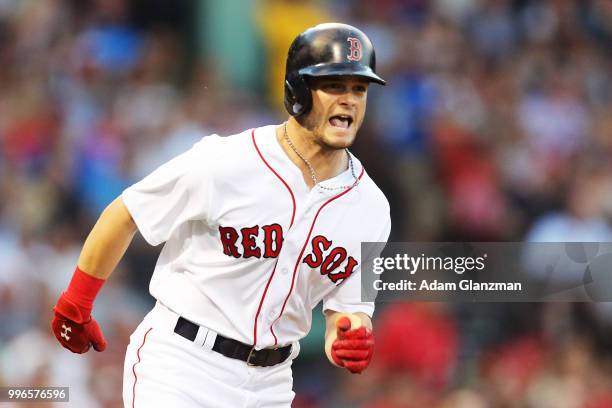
[246,346,258,367]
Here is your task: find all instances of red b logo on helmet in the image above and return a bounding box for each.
[347,37,362,61]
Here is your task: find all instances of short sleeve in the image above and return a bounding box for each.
[122,136,217,246]
[322,215,391,318]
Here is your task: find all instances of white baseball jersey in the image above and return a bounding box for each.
[122,125,391,349]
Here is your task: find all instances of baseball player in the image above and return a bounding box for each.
[51,23,391,407]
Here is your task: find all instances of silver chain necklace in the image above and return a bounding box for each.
[283,122,359,191]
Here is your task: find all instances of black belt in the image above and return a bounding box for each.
[174,316,292,367]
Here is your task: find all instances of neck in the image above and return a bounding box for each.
[276,118,348,187]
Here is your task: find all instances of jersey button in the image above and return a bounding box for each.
[281,267,288,275]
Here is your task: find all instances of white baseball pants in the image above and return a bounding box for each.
[122,302,298,408]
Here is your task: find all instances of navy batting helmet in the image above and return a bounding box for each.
[284,23,386,117]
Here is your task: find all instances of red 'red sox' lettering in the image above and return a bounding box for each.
[262,224,283,258]
[219,224,283,259]
[303,236,332,268]
[303,235,358,283]
[219,226,240,257]
[241,226,261,258]
[219,228,357,283]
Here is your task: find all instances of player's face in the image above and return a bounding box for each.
[303,76,369,150]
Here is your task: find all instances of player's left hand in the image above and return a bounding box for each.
[331,317,374,374]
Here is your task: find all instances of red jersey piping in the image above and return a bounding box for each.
[251,128,296,347]
[132,327,153,408]
[270,166,366,345]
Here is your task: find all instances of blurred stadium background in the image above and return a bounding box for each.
[1,0,611,406]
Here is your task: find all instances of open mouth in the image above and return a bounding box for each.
[329,114,353,129]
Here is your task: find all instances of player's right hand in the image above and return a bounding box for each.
[51,293,106,353]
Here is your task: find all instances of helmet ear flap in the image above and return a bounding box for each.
[284,75,312,117]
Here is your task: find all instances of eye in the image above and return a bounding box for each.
[323,83,344,91]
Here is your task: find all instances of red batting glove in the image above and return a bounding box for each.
[51,267,107,354]
[331,317,375,374]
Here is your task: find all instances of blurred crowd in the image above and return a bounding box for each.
[0,0,611,407]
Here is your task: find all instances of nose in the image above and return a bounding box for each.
[338,90,358,107]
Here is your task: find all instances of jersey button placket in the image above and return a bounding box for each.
[303,191,324,221]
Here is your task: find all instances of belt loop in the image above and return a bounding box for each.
[202,329,216,350]
[193,325,209,348]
